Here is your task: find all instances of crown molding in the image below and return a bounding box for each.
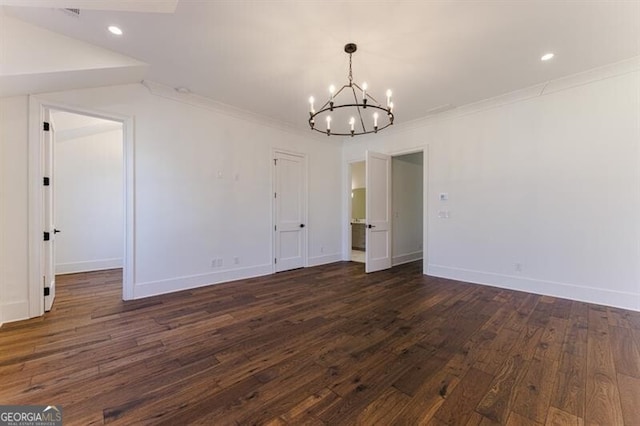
[368,55,640,138]
[144,55,639,145]
[141,80,338,145]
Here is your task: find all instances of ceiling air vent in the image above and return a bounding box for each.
[61,8,81,17]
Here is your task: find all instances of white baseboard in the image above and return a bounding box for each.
[134,263,273,299]
[56,258,123,275]
[308,253,342,267]
[392,251,423,266]
[1,300,30,324]
[427,264,640,312]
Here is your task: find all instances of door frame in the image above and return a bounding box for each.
[343,146,428,273]
[271,148,308,273]
[27,96,135,317]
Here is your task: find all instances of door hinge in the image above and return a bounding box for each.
[43,232,50,241]
[274,225,277,231]
[43,122,50,131]
[43,177,50,186]
[274,258,277,264]
[274,159,277,166]
[44,287,50,296]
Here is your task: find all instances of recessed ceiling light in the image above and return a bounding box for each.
[541,53,554,61]
[108,26,123,36]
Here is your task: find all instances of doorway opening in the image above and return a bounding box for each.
[391,152,424,267]
[347,150,425,273]
[52,111,124,278]
[350,161,366,263]
[29,97,134,317]
[47,110,124,310]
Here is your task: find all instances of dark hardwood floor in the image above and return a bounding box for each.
[1,261,639,425]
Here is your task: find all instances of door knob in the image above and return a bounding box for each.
[53,229,61,234]
[367,224,375,229]
[300,224,305,228]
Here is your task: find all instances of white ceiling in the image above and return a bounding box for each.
[5,1,640,132]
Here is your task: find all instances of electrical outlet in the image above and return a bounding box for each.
[320,247,324,253]
[234,257,239,264]
[515,262,522,273]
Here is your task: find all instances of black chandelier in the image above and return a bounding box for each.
[308,43,394,137]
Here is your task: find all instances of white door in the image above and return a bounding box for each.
[43,111,57,311]
[365,150,392,273]
[274,151,307,272]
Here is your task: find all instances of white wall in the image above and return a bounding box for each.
[0,82,343,322]
[392,153,423,265]
[344,60,640,311]
[54,126,124,274]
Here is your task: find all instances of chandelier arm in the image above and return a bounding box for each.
[316,84,352,111]
[350,85,367,133]
[351,82,383,108]
[334,85,349,97]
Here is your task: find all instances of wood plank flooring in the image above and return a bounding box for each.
[1,261,639,425]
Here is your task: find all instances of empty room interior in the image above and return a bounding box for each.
[1,1,640,424]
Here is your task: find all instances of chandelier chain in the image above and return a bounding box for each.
[348,53,353,85]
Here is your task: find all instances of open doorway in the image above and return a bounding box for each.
[52,110,124,270]
[28,97,134,318]
[391,152,424,266]
[347,150,425,272]
[350,161,366,263]
[45,109,124,311]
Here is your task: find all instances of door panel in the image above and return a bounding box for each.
[274,152,306,272]
[366,150,392,273]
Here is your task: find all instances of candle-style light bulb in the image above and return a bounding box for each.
[309,96,315,114]
[349,117,355,131]
[373,112,379,127]
[362,82,368,100]
[389,101,394,113]
[326,115,331,130]
[386,89,392,107]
